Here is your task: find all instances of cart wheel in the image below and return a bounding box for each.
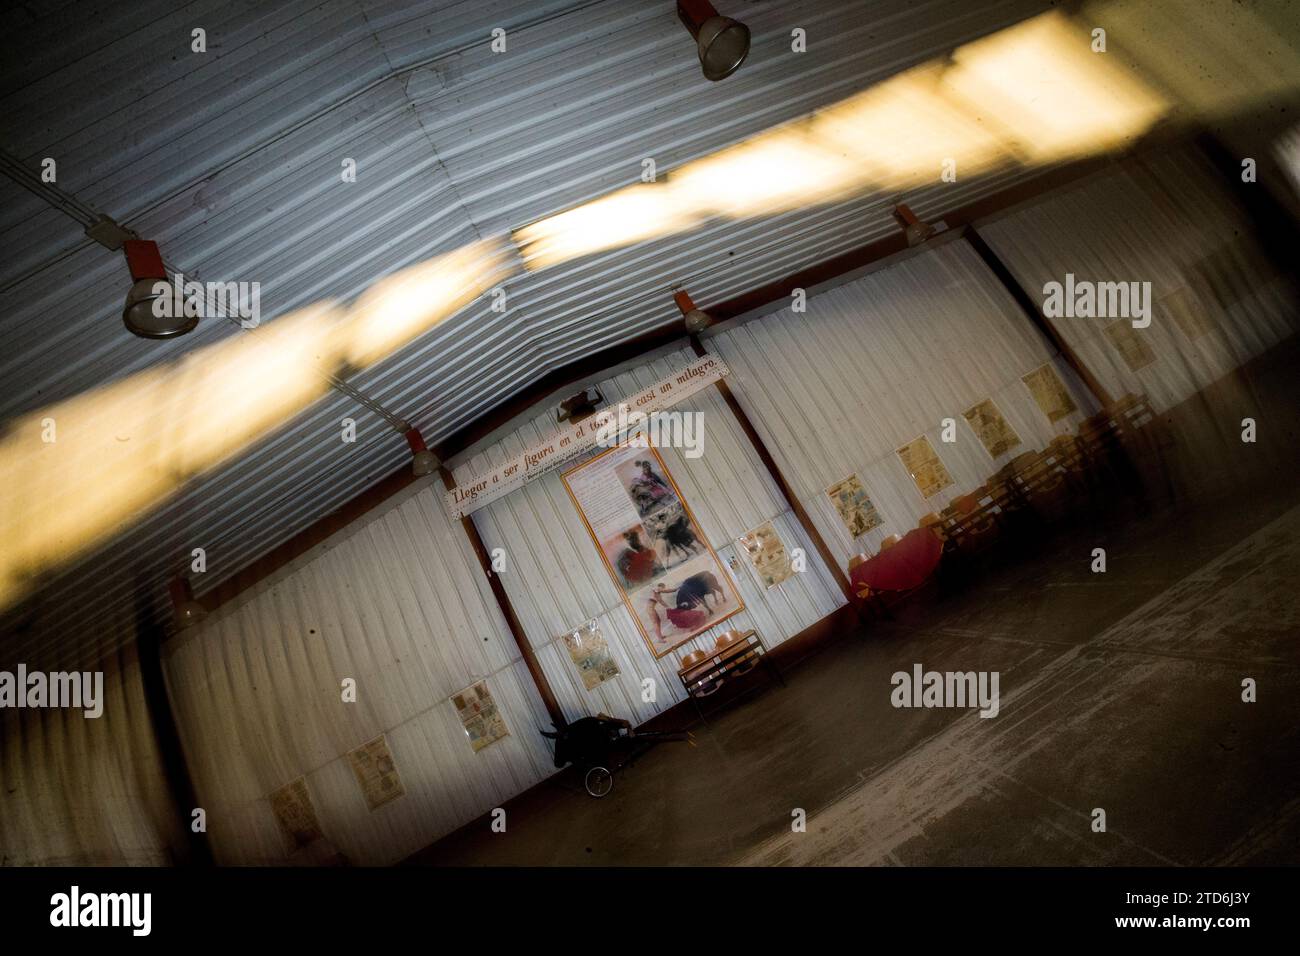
[584,766,614,798]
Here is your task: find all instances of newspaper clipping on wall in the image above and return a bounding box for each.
[347,734,405,811]
[269,777,324,849]
[562,619,621,691]
[897,436,955,499]
[826,474,884,538]
[1022,363,1079,423]
[1104,319,1158,371]
[738,520,794,589]
[963,398,1022,459]
[451,680,510,752]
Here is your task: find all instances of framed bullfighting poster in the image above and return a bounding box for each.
[562,440,743,659]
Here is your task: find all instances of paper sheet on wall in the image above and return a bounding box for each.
[562,620,620,691]
[1160,285,1215,341]
[963,398,1022,459]
[897,436,955,499]
[1104,320,1157,371]
[451,680,510,752]
[738,520,794,588]
[269,777,323,849]
[347,734,405,811]
[1022,363,1078,423]
[826,474,883,539]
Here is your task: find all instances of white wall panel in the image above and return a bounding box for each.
[0,638,185,865]
[164,478,554,865]
[711,237,1096,571]
[979,150,1299,412]
[457,348,845,727]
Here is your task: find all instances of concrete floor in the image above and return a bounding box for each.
[410,340,1300,866]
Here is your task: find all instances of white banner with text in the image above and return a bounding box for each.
[444,355,729,518]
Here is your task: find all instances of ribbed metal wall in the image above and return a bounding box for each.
[709,235,1095,569]
[979,150,1300,412]
[19,149,1293,867]
[161,341,845,866]
[456,346,846,725]
[0,637,185,865]
[0,0,1054,662]
[5,1,1295,871]
[163,478,555,865]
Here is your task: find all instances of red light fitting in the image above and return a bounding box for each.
[676,0,750,82]
[673,287,713,333]
[121,238,199,339]
[123,239,166,280]
[404,427,438,476]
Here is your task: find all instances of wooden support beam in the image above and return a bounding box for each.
[439,466,566,729]
[688,335,856,604]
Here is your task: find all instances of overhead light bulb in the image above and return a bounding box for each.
[404,426,438,477]
[673,288,714,333]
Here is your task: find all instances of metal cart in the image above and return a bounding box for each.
[541,714,693,797]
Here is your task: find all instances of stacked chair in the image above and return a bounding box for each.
[928,391,1172,576]
[677,629,783,725]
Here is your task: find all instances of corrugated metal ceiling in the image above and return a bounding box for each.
[0,0,1056,664]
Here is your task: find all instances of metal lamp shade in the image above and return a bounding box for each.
[411,449,438,476]
[123,277,198,339]
[683,308,712,333]
[696,15,749,81]
[404,427,439,476]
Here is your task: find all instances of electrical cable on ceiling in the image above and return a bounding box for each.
[0,148,101,226]
[0,148,412,435]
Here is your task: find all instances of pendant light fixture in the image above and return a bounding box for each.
[122,239,197,338]
[676,0,751,82]
[893,204,936,247]
[403,426,438,476]
[673,288,714,333]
